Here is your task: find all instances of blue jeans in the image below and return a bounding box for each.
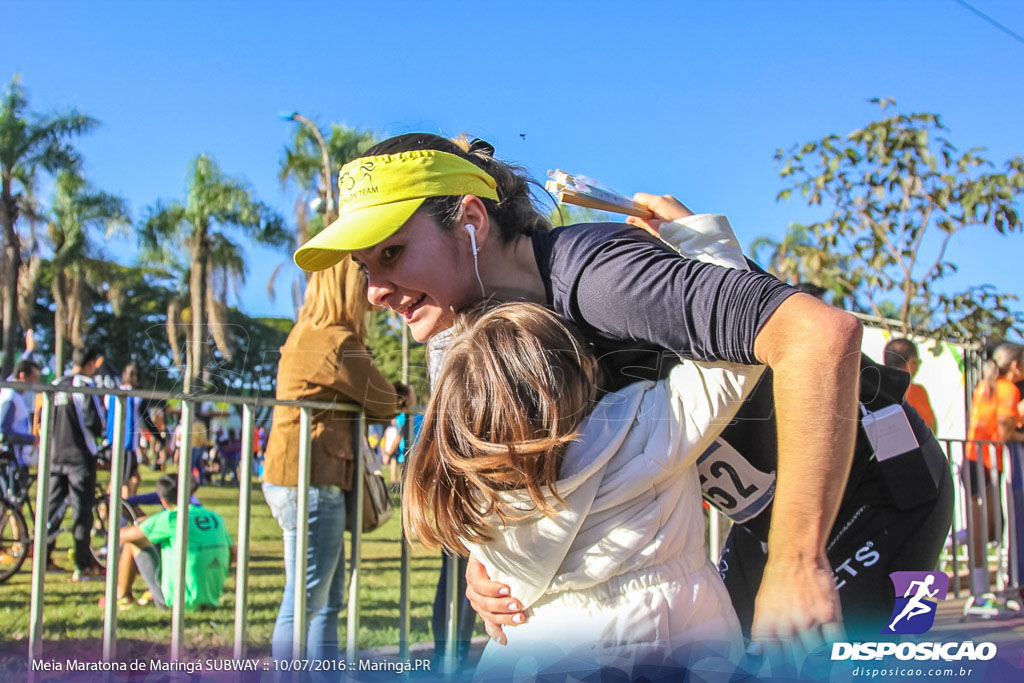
[263,483,348,670]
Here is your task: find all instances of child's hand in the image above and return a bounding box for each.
[626,192,695,236]
[465,556,527,646]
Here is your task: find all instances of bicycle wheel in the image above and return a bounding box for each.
[0,500,30,583]
[90,498,139,569]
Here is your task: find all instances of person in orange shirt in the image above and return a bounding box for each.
[965,342,1024,594]
[884,338,937,433]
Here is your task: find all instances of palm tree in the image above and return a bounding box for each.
[0,75,97,375]
[47,170,130,372]
[160,252,245,390]
[271,123,376,314]
[14,176,45,341]
[140,154,286,391]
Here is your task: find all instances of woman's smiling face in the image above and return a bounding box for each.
[353,209,481,342]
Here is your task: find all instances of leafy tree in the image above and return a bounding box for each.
[139,154,288,391]
[775,99,1024,345]
[750,223,862,309]
[46,169,130,371]
[203,309,292,394]
[29,261,292,404]
[29,261,175,381]
[0,75,97,374]
[77,264,179,387]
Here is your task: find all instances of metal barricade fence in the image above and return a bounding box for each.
[938,437,1021,614]
[7,379,398,677]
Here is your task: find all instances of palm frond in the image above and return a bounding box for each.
[327,124,378,168]
[138,199,188,254]
[208,232,246,283]
[266,262,286,302]
[251,203,289,249]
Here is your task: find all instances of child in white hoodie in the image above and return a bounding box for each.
[405,216,758,681]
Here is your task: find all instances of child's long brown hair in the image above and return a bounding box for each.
[403,303,599,555]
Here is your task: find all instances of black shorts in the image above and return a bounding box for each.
[719,419,955,639]
[121,449,139,481]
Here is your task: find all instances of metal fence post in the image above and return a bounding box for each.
[346,414,365,661]
[444,552,459,675]
[399,323,411,660]
[171,400,194,660]
[1008,443,1023,590]
[28,392,55,672]
[977,454,991,594]
[292,407,313,660]
[398,414,412,660]
[997,445,1009,589]
[233,404,255,660]
[708,508,722,563]
[102,395,127,661]
[945,440,962,597]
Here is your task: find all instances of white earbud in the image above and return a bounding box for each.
[464,224,479,254]
[464,223,486,297]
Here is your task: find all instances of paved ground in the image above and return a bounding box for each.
[930,595,1024,678]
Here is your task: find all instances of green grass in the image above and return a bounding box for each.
[0,465,464,658]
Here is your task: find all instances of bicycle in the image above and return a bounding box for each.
[0,447,32,583]
[2,440,140,575]
[87,445,142,569]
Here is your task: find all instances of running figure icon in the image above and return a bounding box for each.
[888,575,940,631]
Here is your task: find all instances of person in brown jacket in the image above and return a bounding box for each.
[262,256,413,665]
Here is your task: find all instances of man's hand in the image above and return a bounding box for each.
[749,550,844,669]
[465,556,527,646]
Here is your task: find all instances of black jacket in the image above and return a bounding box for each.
[50,374,106,468]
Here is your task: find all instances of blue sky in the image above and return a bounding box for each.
[2,1,1022,326]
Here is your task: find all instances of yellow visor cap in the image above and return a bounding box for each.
[293,150,499,272]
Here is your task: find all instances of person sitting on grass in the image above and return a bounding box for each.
[102,474,233,610]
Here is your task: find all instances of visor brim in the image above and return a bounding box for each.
[293,197,425,272]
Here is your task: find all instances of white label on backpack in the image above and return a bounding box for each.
[861,404,919,462]
[697,438,777,524]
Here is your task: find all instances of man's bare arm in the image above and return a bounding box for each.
[750,293,862,647]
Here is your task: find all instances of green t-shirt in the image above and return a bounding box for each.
[141,506,232,610]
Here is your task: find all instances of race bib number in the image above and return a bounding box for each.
[697,438,776,524]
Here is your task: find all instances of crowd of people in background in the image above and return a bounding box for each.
[0,332,271,608]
